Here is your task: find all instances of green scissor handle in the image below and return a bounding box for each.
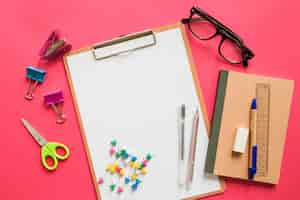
[41,142,70,171]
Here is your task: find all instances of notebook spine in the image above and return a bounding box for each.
[205,70,229,173]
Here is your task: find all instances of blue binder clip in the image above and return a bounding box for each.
[25,66,46,100]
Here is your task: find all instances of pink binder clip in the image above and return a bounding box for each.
[39,30,72,62]
[44,90,66,124]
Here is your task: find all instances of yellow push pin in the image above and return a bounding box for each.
[141,168,147,175]
[133,162,140,169]
[106,164,112,172]
[110,166,116,174]
[109,161,119,174]
[119,169,125,177]
[131,173,138,181]
[106,163,116,174]
[129,161,135,168]
[113,161,119,168]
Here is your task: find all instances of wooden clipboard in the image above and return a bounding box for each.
[63,23,225,200]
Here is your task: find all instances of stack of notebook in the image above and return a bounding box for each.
[205,70,294,184]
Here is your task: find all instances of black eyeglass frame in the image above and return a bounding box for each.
[182,7,254,67]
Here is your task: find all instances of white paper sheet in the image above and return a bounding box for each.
[66,27,221,200]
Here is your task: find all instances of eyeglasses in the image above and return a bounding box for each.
[182,7,254,67]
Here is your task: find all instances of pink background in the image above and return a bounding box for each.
[0,0,299,199]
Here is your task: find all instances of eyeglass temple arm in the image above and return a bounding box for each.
[242,47,255,67]
[181,18,190,24]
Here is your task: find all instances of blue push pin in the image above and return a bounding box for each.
[122,152,129,160]
[135,179,142,185]
[124,177,130,184]
[131,183,138,191]
[131,156,137,162]
[25,66,46,100]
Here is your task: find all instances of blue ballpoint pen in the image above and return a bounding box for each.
[249,98,257,179]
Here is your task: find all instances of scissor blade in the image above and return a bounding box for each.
[20,118,48,146]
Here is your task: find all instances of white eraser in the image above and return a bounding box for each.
[233,128,249,153]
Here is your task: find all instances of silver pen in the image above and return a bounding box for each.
[178,104,186,186]
[186,109,199,190]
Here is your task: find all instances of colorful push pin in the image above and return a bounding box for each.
[135,179,142,185]
[124,177,130,184]
[98,177,104,185]
[138,164,145,170]
[129,161,135,168]
[110,139,117,147]
[146,153,152,161]
[120,149,129,159]
[113,161,119,168]
[25,66,46,100]
[141,168,147,175]
[106,164,115,174]
[122,152,129,159]
[116,166,122,174]
[39,30,72,62]
[119,169,125,177]
[133,162,140,169]
[131,183,138,191]
[120,149,126,155]
[142,160,148,167]
[109,161,118,173]
[131,173,138,181]
[131,156,137,162]
[109,148,116,156]
[109,184,116,192]
[115,152,121,159]
[105,164,111,172]
[111,168,116,174]
[116,186,124,194]
[44,90,66,124]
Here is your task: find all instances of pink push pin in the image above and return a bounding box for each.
[98,177,104,185]
[109,148,116,156]
[44,90,66,124]
[116,186,124,194]
[142,160,148,167]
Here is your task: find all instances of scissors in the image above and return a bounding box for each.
[21,118,70,171]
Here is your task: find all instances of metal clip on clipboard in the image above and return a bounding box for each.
[92,30,157,60]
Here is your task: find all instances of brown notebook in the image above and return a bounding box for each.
[205,70,294,184]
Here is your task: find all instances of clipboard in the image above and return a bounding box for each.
[63,23,225,199]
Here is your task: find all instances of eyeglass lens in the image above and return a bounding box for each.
[219,39,243,63]
[189,17,217,40]
[188,16,243,64]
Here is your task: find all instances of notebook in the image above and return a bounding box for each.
[64,24,224,200]
[205,70,294,184]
